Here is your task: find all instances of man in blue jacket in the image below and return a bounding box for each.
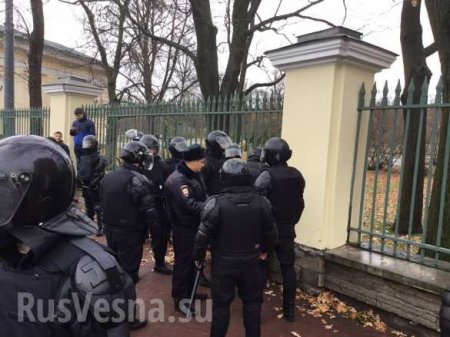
[70,107,96,168]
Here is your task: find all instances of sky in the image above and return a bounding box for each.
[9,0,443,96]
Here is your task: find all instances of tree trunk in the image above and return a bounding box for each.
[398,0,431,234]
[189,0,220,98]
[28,0,44,136]
[425,0,450,257]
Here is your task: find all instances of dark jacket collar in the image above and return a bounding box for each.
[221,185,254,194]
[122,162,142,173]
[270,162,288,168]
[176,161,200,179]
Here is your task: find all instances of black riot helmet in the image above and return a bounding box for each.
[140,134,159,154]
[82,135,98,155]
[225,143,242,159]
[120,141,154,170]
[261,137,292,166]
[169,136,188,159]
[0,135,75,230]
[220,158,253,187]
[125,129,143,141]
[205,130,232,158]
[248,148,262,162]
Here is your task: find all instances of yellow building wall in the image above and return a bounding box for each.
[0,45,105,108]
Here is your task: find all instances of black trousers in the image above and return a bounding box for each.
[105,227,146,284]
[172,226,196,300]
[82,188,103,231]
[149,209,171,267]
[260,239,296,306]
[211,256,262,337]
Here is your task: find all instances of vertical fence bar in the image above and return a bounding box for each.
[347,83,366,243]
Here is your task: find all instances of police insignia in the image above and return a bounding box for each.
[181,185,189,197]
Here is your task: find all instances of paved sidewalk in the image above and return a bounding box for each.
[93,239,401,337]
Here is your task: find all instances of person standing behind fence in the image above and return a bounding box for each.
[255,137,305,322]
[70,107,95,169]
[53,130,71,156]
[140,134,173,275]
[79,135,107,236]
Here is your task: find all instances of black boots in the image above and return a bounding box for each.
[283,300,295,322]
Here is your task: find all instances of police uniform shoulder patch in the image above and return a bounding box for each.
[180,185,190,197]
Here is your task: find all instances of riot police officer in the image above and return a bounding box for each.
[202,130,232,196]
[194,159,278,337]
[255,137,305,322]
[101,141,160,284]
[140,134,172,275]
[165,144,208,315]
[0,135,142,336]
[441,288,450,336]
[78,135,106,236]
[125,128,143,141]
[165,136,189,174]
[224,143,242,160]
[247,148,268,182]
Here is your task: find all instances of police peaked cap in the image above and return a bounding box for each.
[183,144,205,161]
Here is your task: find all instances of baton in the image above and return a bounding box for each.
[186,267,202,318]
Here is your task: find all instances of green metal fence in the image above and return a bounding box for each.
[348,77,450,270]
[84,92,283,169]
[0,107,51,139]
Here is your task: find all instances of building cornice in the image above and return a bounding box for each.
[266,35,397,72]
[43,77,103,97]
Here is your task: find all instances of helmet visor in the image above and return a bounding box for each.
[0,172,32,227]
[216,136,232,150]
[173,141,188,153]
[125,129,140,141]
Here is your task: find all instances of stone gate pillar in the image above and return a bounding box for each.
[43,76,103,162]
[265,27,396,289]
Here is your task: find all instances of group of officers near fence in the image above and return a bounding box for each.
[0,119,306,337]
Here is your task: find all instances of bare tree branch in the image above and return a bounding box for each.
[250,0,332,33]
[424,42,437,57]
[125,4,196,62]
[341,0,347,26]
[244,73,286,96]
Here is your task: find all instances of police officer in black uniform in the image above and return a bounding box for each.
[255,137,305,322]
[165,144,208,315]
[194,159,278,337]
[0,135,143,336]
[78,135,107,236]
[224,143,242,160]
[247,148,268,182]
[101,141,160,284]
[441,288,450,337]
[125,128,144,141]
[140,134,172,275]
[165,136,189,175]
[202,130,232,196]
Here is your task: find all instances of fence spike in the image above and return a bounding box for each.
[420,77,429,104]
[406,78,415,105]
[394,79,402,106]
[435,76,443,104]
[381,80,389,106]
[369,82,377,107]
